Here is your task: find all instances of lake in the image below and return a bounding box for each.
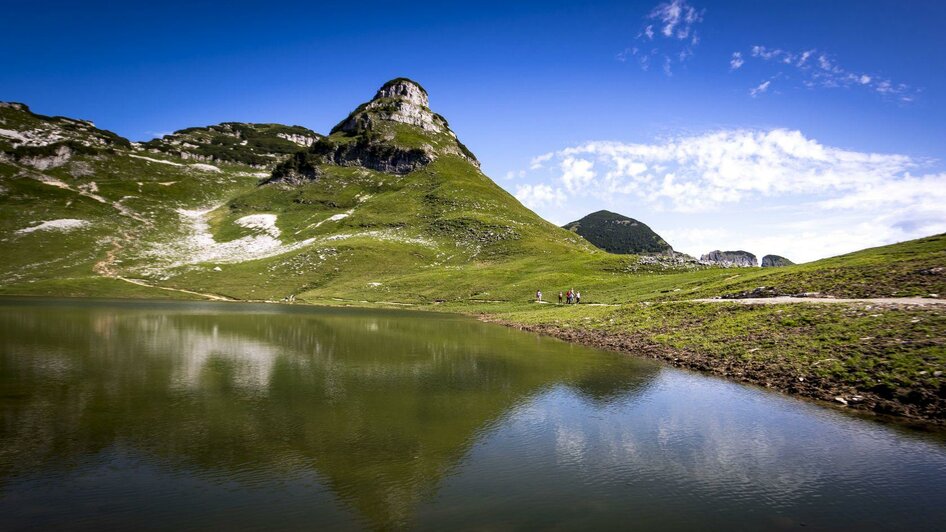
[1,298,944,530]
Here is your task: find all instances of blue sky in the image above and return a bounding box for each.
[3,0,945,262]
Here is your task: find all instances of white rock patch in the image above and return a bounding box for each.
[129,154,222,173]
[325,230,435,248]
[17,219,90,234]
[190,163,222,173]
[0,128,29,143]
[139,208,315,273]
[129,154,185,166]
[235,214,279,237]
[312,210,353,228]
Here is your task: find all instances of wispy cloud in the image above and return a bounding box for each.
[733,46,917,102]
[529,152,554,170]
[511,130,946,260]
[648,0,704,40]
[749,79,771,97]
[619,0,705,75]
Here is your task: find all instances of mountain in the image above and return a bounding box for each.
[761,254,794,267]
[563,210,672,255]
[0,79,602,302]
[142,122,321,167]
[0,80,943,305]
[701,250,758,267]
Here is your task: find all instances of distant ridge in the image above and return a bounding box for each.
[142,123,321,168]
[563,210,672,255]
[701,250,757,267]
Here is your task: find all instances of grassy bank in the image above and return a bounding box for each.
[439,299,946,424]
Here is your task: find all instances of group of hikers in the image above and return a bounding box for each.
[534,289,581,304]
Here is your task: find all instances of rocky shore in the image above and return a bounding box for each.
[482,314,946,426]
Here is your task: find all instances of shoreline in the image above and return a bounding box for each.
[480,313,946,427]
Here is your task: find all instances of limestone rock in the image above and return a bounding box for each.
[701,250,758,267]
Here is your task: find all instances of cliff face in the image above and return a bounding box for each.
[762,254,795,267]
[268,78,479,184]
[563,210,673,255]
[701,250,758,267]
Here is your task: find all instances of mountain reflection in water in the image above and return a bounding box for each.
[1,298,944,530]
[0,299,655,528]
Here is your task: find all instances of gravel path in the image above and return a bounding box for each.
[691,296,945,306]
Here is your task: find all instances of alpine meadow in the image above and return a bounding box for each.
[2,1,946,530]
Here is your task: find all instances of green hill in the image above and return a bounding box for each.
[0,80,943,305]
[0,80,604,302]
[563,210,673,255]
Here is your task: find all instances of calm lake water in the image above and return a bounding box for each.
[1,298,945,530]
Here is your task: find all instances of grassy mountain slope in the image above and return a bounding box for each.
[564,209,673,255]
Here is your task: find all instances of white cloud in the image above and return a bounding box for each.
[734,46,917,102]
[749,80,770,97]
[624,0,705,75]
[505,169,526,180]
[514,183,566,210]
[529,152,554,170]
[511,129,945,261]
[817,173,946,210]
[551,129,924,210]
[560,157,597,193]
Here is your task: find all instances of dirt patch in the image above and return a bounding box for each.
[483,317,946,425]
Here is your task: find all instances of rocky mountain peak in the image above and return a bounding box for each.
[373,78,429,107]
[333,78,447,136]
[270,78,478,184]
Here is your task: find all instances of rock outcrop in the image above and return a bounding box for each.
[333,78,447,135]
[701,250,758,267]
[0,102,130,169]
[143,122,321,168]
[267,78,479,184]
[761,254,794,267]
[563,210,673,255]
